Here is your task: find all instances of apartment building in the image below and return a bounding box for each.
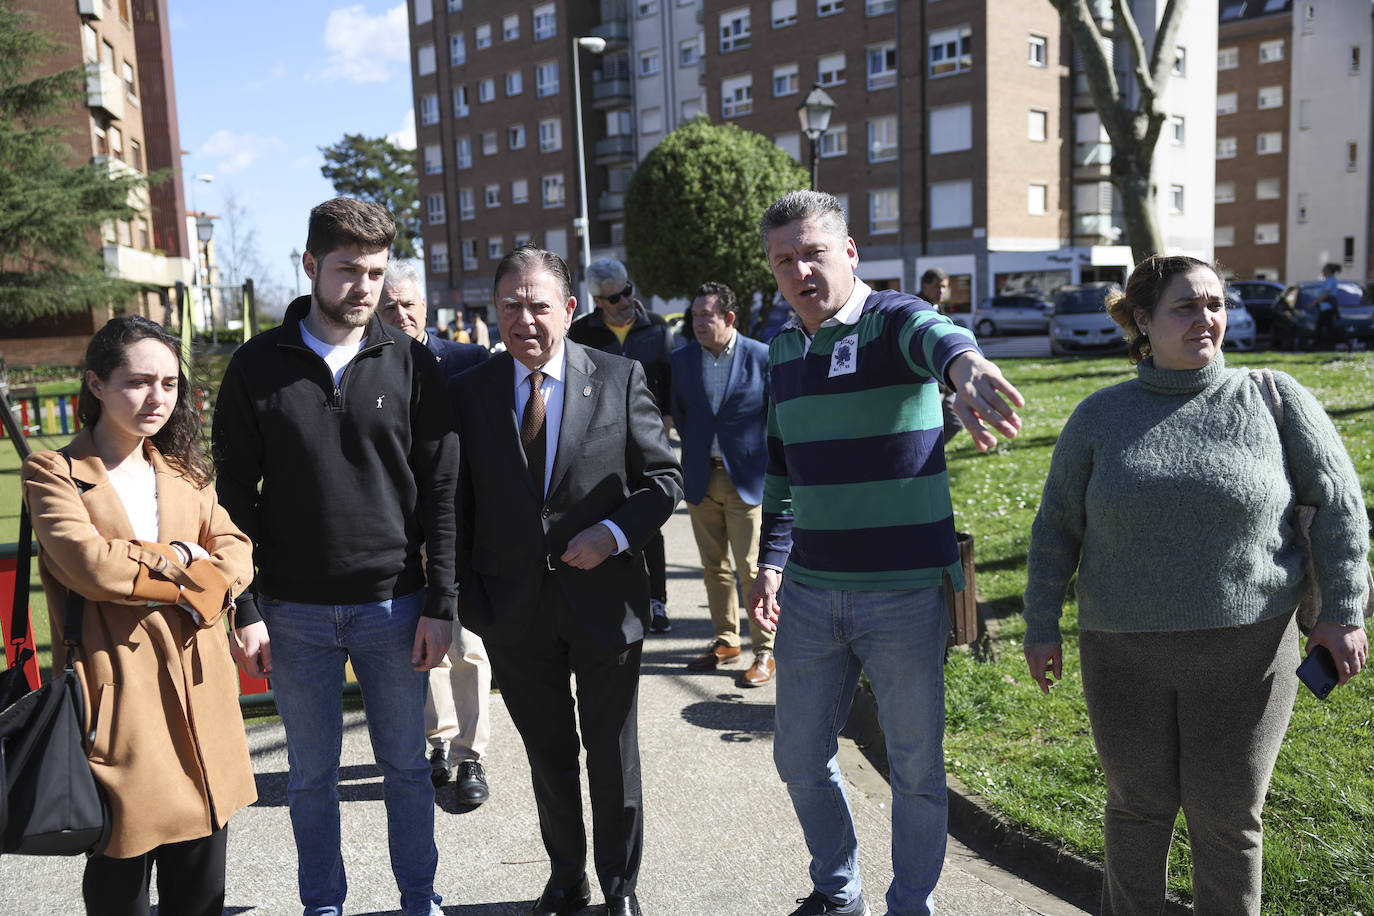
[11,0,193,363]
[1215,1,1372,283]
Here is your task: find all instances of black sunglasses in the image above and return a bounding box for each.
[596,283,633,304]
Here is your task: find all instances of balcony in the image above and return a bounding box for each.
[1073,213,1123,245]
[86,61,124,120]
[1073,141,1112,180]
[589,20,629,47]
[93,155,149,211]
[598,191,625,220]
[103,245,192,288]
[594,136,635,165]
[592,78,632,108]
[77,0,104,19]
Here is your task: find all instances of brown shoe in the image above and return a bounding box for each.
[686,639,742,670]
[742,649,775,686]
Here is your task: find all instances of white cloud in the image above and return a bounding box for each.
[320,3,409,84]
[387,108,416,151]
[196,129,285,175]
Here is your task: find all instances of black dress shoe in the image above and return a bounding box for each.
[604,894,641,916]
[455,759,489,805]
[529,874,590,916]
[428,747,452,787]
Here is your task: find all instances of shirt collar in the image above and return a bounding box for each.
[784,277,873,333]
[513,342,567,388]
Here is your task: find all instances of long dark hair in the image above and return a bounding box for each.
[78,316,211,487]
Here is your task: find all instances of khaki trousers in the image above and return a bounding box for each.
[423,622,492,762]
[687,466,773,651]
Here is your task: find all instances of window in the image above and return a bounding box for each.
[929,180,972,229]
[1171,46,1187,76]
[1216,137,1237,159]
[680,39,699,67]
[488,236,504,259]
[1259,40,1284,63]
[506,70,523,95]
[721,74,753,118]
[109,126,122,161]
[1218,47,1238,70]
[447,0,461,10]
[502,13,519,41]
[818,52,846,87]
[431,242,449,274]
[866,0,895,14]
[415,0,432,25]
[817,0,844,15]
[772,0,797,27]
[1254,178,1280,200]
[1299,99,1311,129]
[775,132,802,160]
[83,24,97,61]
[1257,132,1282,154]
[1028,183,1048,215]
[136,217,149,249]
[478,78,495,103]
[424,144,443,175]
[1302,3,1315,31]
[129,138,142,171]
[868,116,897,161]
[929,104,972,154]
[417,43,436,75]
[475,23,492,49]
[772,63,799,96]
[116,219,131,248]
[638,50,661,77]
[1169,116,1185,145]
[641,107,663,134]
[1296,192,1308,222]
[1257,86,1283,109]
[461,240,477,271]
[459,188,475,219]
[539,118,562,152]
[869,188,898,234]
[1028,109,1048,141]
[1215,181,1235,203]
[1169,184,1184,213]
[606,109,633,136]
[1217,92,1237,115]
[867,43,896,89]
[481,130,497,155]
[92,119,107,157]
[1349,142,1360,171]
[536,61,559,96]
[1214,226,1234,247]
[534,4,556,40]
[508,124,526,149]
[720,8,750,52]
[930,26,973,77]
[1028,34,1047,67]
[420,93,439,125]
[819,125,847,157]
[1344,236,1355,266]
[542,174,565,207]
[682,98,701,120]
[453,86,469,116]
[637,0,658,15]
[122,60,137,98]
[514,231,532,248]
[456,136,472,168]
[512,178,529,204]
[427,193,446,224]
[450,33,466,66]
[1255,223,1280,244]
[1352,46,1362,75]
[484,184,500,207]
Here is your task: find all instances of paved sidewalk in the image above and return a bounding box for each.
[0,505,1089,915]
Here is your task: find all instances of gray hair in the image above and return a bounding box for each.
[759,190,849,254]
[384,259,425,297]
[585,257,629,290]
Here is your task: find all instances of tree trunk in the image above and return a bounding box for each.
[1114,153,1165,262]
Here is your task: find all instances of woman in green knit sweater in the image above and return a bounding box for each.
[1022,255,1369,915]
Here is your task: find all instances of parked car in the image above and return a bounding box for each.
[1269,280,1374,350]
[1226,280,1285,332]
[1223,288,1256,352]
[1049,282,1126,356]
[971,293,1053,337]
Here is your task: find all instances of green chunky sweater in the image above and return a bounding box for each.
[1023,356,1370,645]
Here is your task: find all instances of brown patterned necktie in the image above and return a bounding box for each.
[521,370,547,492]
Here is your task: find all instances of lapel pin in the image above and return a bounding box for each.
[583,386,592,397]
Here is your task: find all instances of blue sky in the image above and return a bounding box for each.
[169,1,415,301]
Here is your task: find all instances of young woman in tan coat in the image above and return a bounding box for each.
[21,316,256,916]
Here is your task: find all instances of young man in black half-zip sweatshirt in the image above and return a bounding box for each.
[212,197,455,916]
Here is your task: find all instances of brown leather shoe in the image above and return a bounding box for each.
[686,639,742,670]
[742,649,776,686]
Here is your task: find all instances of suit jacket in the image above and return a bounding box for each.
[452,341,683,648]
[435,338,491,381]
[670,334,770,506]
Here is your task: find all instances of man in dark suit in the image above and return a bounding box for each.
[670,282,776,686]
[451,246,682,916]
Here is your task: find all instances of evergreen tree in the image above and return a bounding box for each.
[319,134,421,260]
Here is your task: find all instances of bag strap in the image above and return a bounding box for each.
[7,500,34,670]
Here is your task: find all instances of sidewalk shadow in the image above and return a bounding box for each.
[679,692,774,742]
[351,905,543,916]
[252,763,395,807]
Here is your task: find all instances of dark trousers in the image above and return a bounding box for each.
[645,530,667,603]
[486,575,644,899]
[82,824,229,916]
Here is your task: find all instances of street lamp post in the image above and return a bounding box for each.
[290,248,302,298]
[571,35,607,309]
[796,83,838,190]
[195,215,216,347]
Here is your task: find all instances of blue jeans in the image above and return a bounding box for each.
[260,590,442,916]
[773,581,949,916]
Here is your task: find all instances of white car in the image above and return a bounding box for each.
[1223,289,1256,351]
[1049,283,1126,356]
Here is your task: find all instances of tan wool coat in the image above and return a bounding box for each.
[22,430,257,859]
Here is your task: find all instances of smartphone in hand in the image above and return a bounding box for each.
[1297,645,1340,700]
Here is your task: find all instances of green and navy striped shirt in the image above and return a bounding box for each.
[759,279,980,591]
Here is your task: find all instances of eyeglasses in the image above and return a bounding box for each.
[595,283,633,305]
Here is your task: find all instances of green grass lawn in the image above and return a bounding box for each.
[943,351,1374,914]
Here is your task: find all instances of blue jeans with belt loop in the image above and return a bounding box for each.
[773,580,949,916]
[259,589,442,916]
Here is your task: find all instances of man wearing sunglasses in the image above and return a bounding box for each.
[569,258,676,635]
